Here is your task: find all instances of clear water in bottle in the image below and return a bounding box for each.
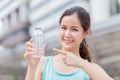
[32,27,44,58]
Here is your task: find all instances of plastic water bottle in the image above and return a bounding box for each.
[32,27,44,57]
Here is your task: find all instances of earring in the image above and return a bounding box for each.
[80,44,83,48]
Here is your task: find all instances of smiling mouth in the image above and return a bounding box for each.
[63,39,73,44]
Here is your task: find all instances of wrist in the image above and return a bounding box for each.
[28,65,37,70]
[79,58,89,69]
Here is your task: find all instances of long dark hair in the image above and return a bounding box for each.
[59,6,91,62]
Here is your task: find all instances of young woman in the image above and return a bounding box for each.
[24,6,113,80]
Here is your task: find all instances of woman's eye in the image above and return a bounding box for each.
[61,27,66,30]
[72,29,78,31]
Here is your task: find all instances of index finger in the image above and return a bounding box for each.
[53,48,66,55]
[29,38,33,42]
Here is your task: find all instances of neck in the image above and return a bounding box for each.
[61,48,80,56]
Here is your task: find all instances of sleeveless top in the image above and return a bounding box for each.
[42,56,90,80]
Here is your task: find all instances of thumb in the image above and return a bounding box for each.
[41,44,47,51]
[29,38,33,43]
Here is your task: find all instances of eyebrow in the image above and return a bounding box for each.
[71,26,79,28]
[61,25,79,29]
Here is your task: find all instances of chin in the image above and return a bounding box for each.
[62,45,73,51]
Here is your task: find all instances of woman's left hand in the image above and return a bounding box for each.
[53,48,87,68]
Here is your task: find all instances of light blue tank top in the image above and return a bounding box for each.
[42,56,90,80]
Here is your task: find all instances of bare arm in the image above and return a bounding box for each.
[24,39,46,80]
[81,60,113,80]
[24,39,39,80]
[34,57,47,80]
[25,66,36,80]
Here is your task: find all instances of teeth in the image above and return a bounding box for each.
[63,38,73,43]
[64,39,73,42]
[64,39,71,41]
[65,41,72,42]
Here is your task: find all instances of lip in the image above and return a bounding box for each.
[64,40,73,44]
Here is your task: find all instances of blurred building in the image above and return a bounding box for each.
[0,0,120,80]
[88,0,120,79]
[0,0,30,80]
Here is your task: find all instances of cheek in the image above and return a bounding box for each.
[73,33,84,42]
[59,30,64,39]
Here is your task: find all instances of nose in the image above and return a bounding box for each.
[65,30,71,37]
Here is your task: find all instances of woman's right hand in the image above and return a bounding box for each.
[24,39,46,68]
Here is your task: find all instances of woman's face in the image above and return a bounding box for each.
[59,13,89,51]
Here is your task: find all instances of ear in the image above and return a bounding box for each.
[83,28,91,38]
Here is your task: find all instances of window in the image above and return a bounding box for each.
[110,0,120,15]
